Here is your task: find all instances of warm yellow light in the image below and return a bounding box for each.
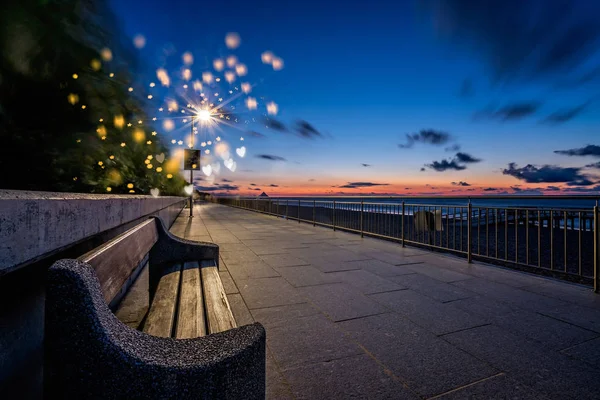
[198,109,211,121]
[129,190,135,193]
[145,159,150,164]
[72,74,78,79]
[106,187,112,192]
[120,142,126,147]
[167,174,173,179]
[147,164,153,169]
[127,183,134,189]
[109,155,115,160]
[147,155,153,160]
[156,167,163,172]
[98,161,103,166]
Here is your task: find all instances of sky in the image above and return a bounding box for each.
[110,0,600,196]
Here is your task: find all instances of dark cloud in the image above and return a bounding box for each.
[247,130,266,138]
[483,187,499,191]
[455,152,481,163]
[256,154,286,161]
[542,102,590,124]
[308,178,316,181]
[361,163,371,167]
[587,162,600,169]
[459,78,474,97]
[554,144,600,157]
[426,159,466,173]
[195,184,239,192]
[474,102,540,121]
[511,186,544,195]
[425,152,481,172]
[248,187,261,191]
[221,178,233,182]
[399,129,451,148]
[545,186,561,191]
[269,184,279,187]
[420,1,600,82]
[293,120,323,139]
[420,167,426,171]
[249,183,257,186]
[263,117,287,132]
[563,185,600,193]
[502,162,595,185]
[451,181,471,186]
[445,144,461,152]
[404,187,412,190]
[338,182,390,189]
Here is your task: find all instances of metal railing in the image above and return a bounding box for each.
[213,196,600,291]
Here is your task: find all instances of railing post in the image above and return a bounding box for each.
[298,200,301,223]
[360,200,364,238]
[594,204,599,293]
[332,201,336,231]
[277,199,279,217]
[467,201,472,263]
[286,199,289,218]
[313,200,316,226]
[401,201,405,247]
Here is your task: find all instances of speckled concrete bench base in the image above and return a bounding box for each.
[45,260,266,399]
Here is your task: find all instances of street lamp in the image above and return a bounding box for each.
[188,108,213,217]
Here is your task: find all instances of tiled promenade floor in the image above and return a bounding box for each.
[171,203,600,400]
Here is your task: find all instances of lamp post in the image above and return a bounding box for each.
[189,117,195,217]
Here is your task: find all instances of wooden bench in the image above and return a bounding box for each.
[45,215,266,399]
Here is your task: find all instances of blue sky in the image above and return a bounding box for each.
[111,0,600,195]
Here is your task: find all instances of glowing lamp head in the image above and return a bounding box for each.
[198,109,211,121]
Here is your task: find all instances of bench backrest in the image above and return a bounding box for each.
[78,218,158,303]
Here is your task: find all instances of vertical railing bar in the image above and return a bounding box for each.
[564,211,568,273]
[486,208,489,257]
[333,200,336,231]
[504,209,508,261]
[579,211,582,276]
[361,200,364,237]
[467,201,472,262]
[550,210,554,270]
[460,207,463,252]
[526,210,529,265]
[453,207,456,250]
[477,208,481,255]
[515,209,518,264]
[538,210,542,268]
[446,206,449,249]
[495,209,498,259]
[594,205,598,292]
[401,201,405,247]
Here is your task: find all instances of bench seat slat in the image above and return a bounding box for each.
[143,263,182,338]
[175,262,207,338]
[201,260,237,334]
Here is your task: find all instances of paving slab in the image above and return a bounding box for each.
[328,269,405,294]
[338,313,498,398]
[432,373,550,400]
[388,273,475,303]
[299,283,388,322]
[275,265,342,287]
[266,314,363,369]
[251,303,321,328]
[218,270,238,294]
[227,293,254,326]
[345,259,419,277]
[236,277,305,309]
[370,289,488,335]
[561,337,600,370]
[260,254,311,268]
[225,261,281,280]
[282,354,419,400]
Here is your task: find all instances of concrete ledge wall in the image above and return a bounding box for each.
[0,190,186,275]
[0,190,187,398]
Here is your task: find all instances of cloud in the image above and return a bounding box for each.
[455,152,481,163]
[248,187,261,191]
[293,120,323,139]
[483,187,499,191]
[511,186,544,195]
[338,182,390,189]
[420,167,426,171]
[247,130,266,138]
[263,117,287,132]
[308,178,316,181]
[195,184,239,192]
[451,181,471,186]
[399,129,451,148]
[545,186,561,191]
[587,162,600,169]
[445,144,461,152]
[554,144,600,157]
[249,183,257,186]
[269,184,279,187]
[256,154,286,161]
[419,1,600,82]
[542,102,590,124]
[221,178,233,182]
[361,163,371,167]
[502,162,596,185]
[563,185,600,193]
[404,187,412,190]
[474,102,540,121]
[425,152,482,171]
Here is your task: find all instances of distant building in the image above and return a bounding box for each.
[258,192,269,198]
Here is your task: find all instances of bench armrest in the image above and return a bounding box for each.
[150,216,219,267]
[46,260,265,399]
